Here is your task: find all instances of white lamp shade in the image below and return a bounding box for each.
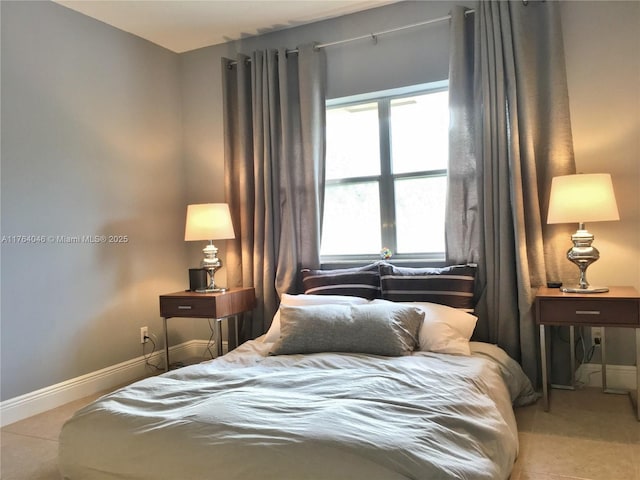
[184,203,235,241]
[547,174,619,224]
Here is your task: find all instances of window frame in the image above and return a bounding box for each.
[321,81,449,266]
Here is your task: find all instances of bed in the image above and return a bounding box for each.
[59,264,537,480]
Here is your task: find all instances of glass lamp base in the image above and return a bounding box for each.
[563,225,609,295]
[195,287,227,293]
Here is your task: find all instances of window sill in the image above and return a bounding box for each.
[320,257,448,270]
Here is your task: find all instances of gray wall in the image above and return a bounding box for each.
[1,0,638,401]
[1,1,187,400]
[561,1,640,365]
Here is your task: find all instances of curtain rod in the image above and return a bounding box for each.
[227,9,474,67]
[312,10,473,52]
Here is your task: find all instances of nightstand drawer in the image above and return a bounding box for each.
[160,297,216,317]
[159,288,257,319]
[537,299,639,327]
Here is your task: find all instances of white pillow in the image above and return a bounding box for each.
[372,299,477,355]
[263,294,370,343]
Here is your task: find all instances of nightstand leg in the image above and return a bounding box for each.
[540,325,549,411]
[234,315,239,349]
[215,318,223,357]
[635,328,640,421]
[569,326,576,386]
[601,327,607,391]
[163,317,170,372]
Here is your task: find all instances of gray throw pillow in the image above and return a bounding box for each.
[269,303,424,357]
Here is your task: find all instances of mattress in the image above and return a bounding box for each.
[59,340,531,480]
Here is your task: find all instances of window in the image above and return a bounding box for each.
[320,83,449,262]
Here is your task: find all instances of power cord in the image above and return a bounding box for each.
[142,333,164,372]
[552,325,599,390]
[574,326,600,388]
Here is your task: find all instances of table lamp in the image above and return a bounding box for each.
[547,173,619,293]
[184,203,235,292]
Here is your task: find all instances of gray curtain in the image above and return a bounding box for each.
[222,44,326,341]
[447,2,576,385]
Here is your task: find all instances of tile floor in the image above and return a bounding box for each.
[1,386,639,479]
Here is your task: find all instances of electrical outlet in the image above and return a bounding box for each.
[592,326,602,346]
[140,326,149,344]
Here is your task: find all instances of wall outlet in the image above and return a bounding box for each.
[140,326,149,344]
[592,326,602,346]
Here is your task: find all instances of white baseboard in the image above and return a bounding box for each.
[0,340,222,427]
[575,363,637,390]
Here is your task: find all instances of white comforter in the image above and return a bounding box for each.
[59,341,524,480]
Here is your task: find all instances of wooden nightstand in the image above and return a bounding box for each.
[159,287,256,371]
[535,286,640,420]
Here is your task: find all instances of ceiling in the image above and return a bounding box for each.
[54,0,397,53]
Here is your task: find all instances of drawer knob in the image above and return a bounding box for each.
[576,310,600,315]
[177,305,193,310]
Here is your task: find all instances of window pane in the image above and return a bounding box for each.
[395,176,446,254]
[390,91,449,174]
[320,182,381,255]
[326,103,380,180]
